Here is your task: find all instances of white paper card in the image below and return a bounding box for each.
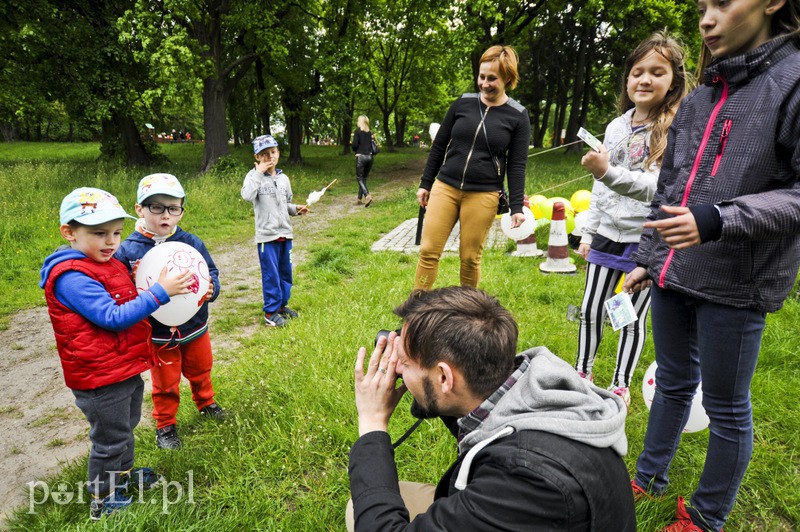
[604,292,638,331]
[578,127,602,152]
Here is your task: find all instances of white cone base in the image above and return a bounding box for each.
[510,243,544,257]
[539,258,577,273]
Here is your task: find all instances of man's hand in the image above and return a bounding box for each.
[510,212,525,229]
[354,332,407,437]
[623,266,652,294]
[644,206,700,249]
[581,144,609,178]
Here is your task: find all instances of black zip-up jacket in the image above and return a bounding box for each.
[420,93,530,214]
[349,429,634,531]
[633,36,800,312]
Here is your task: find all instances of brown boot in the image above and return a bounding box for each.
[364,194,373,207]
[355,198,363,205]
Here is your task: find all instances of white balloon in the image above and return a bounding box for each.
[641,361,709,433]
[429,122,441,142]
[135,242,210,327]
[500,206,536,241]
[572,210,589,237]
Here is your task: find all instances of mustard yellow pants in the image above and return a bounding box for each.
[346,481,436,531]
[414,179,499,290]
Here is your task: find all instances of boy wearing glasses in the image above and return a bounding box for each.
[116,173,225,451]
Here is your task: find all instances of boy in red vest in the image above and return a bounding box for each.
[40,187,193,520]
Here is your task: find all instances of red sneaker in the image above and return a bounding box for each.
[661,496,721,532]
[631,479,653,501]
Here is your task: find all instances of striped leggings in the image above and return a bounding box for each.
[575,262,651,388]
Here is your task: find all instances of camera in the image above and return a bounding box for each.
[374,328,402,347]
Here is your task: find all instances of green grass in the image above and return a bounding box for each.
[2,143,798,530]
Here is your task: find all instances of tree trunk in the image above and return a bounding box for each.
[286,112,302,163]
[394,113,407,148]
[340,92,355,155]
[565,23,593,154]
[255,59,271,135]
[200,77,230,173]
[381,108,393,152]
[539,79,555,147]
[118,113,151,166]
[67,122,74,142]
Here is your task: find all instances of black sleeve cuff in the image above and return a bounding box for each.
[689,205,722,243]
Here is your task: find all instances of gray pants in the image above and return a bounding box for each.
[73,375,144,497]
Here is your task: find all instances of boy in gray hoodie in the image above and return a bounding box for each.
[241,135,307,327]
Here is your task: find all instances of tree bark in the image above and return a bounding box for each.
[565,23,593,154]
[200,77,230,173]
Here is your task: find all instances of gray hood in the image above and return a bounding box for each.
[459,346,628,457]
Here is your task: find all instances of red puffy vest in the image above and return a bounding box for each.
[44,257,153,390]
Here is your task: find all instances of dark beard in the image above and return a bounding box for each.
[409,378,440,419]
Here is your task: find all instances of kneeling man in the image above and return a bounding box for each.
[349,286,635,531]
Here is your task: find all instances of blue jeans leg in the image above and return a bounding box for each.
[636,287,764,530]
[278,240,293,309]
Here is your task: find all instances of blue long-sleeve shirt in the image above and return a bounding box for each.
[40,247,170,331]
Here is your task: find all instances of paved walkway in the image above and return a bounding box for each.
[372,217,507,254]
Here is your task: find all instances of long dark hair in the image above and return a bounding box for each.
[619,31,689,167]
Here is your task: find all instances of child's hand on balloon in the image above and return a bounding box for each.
[199,283,214,305]
[158,267,194,297]
[130,259,141,282]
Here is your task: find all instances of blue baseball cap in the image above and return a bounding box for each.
[60,187,136,225]
[253,135,278,154]
[137,173,186,204]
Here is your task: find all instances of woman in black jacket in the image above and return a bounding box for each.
[414,45,530,289]
[351,115,376,207]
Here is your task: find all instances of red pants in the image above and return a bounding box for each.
[150,331,216,429]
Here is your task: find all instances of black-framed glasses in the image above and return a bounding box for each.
[143,203,184,216]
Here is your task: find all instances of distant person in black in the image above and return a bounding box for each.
[351,115,376,207]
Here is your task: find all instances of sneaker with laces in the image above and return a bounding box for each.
[611,386,631,409]
[89,485,133,520]
[264,311,288,327]
[662,496,720,531]
[125,467,163,492]
[155,424,182,450]
[280,306,299,319]
[199,402,226,420]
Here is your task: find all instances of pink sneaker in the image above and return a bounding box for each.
[577,371,594,382]
[611,386,631,409]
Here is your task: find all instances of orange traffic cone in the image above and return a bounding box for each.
[511,232,543,257]
[539,202,576,273]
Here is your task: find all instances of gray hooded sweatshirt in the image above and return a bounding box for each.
[456,346,628,489]
[241,168,300,243]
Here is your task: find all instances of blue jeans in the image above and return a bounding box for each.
[635,286,765,531]
[258,239,293,314]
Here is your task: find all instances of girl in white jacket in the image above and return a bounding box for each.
[574,32,688,406]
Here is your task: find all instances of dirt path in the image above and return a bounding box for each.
[0,158,423,525]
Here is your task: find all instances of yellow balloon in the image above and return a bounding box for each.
[529,194,547,219]
[565,210,575,234]
[570,189,592,213]
[540,197,574,220]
